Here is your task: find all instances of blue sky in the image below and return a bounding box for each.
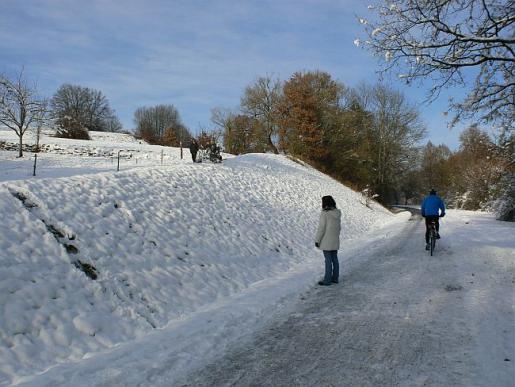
[0,0,469,148]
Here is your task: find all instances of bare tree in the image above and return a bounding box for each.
[134,104,190,146]
[34,99,49,152]
[355,83,426,203]
[359,0,515,125]
[104,113,123,132]
[211,107,234,132]
[0,70,47,157]
[212,108,267,154]
[51,84,121,136]
[241,76,282,153]
[420,141,453,194]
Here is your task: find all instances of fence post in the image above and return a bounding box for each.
[117,150,122,171]
[180,141,183,159]
[161,149,164,164]
[33,154,37,176]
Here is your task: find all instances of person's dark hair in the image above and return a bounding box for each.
[322,195,336,210]
[430,189,437,195]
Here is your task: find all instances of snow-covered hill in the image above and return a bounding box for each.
[0,128,211,182]
[0,137,398,384]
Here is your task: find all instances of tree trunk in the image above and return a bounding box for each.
[18,132,23,158]
[35,126,41,153]
[267,134,279,154]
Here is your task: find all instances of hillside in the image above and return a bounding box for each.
[0,128,199,182]
[0,134,398,384]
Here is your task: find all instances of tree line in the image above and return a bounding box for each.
[212,70,513,220]
[405,125,513,220]
[211,0,513,220]
[357,0,514,221]
[0,70,192,155]
[1,69,512,220]
[213,71,425,204]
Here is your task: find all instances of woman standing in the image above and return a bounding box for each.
[315,195,342,286]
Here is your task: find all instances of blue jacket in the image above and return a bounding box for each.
[421,195,445,217]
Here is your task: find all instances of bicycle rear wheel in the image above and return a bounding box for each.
[430,233,436,256]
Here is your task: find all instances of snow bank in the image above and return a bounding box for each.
[0,152,393,384]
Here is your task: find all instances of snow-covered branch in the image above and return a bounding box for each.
[358,0,515,125]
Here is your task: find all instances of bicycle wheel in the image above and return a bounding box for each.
[430,232,436,256]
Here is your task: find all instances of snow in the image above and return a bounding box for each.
[0,130,396,385]
[173,210,515,387]
[0,127,205,182]
[442,211,515,386]
[372,27,383,36]
[385,50,393,61]
[0,129,513,386]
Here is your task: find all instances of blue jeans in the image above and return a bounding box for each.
[323,250,339,284]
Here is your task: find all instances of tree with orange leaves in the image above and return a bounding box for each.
[278,71,344,163]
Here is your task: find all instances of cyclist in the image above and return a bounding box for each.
[421,189,445,250]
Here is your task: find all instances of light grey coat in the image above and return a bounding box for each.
[315,208,341,251]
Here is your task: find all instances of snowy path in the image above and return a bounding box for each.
[176,214,514,387]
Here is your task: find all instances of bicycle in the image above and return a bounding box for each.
[428,220,437,256]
